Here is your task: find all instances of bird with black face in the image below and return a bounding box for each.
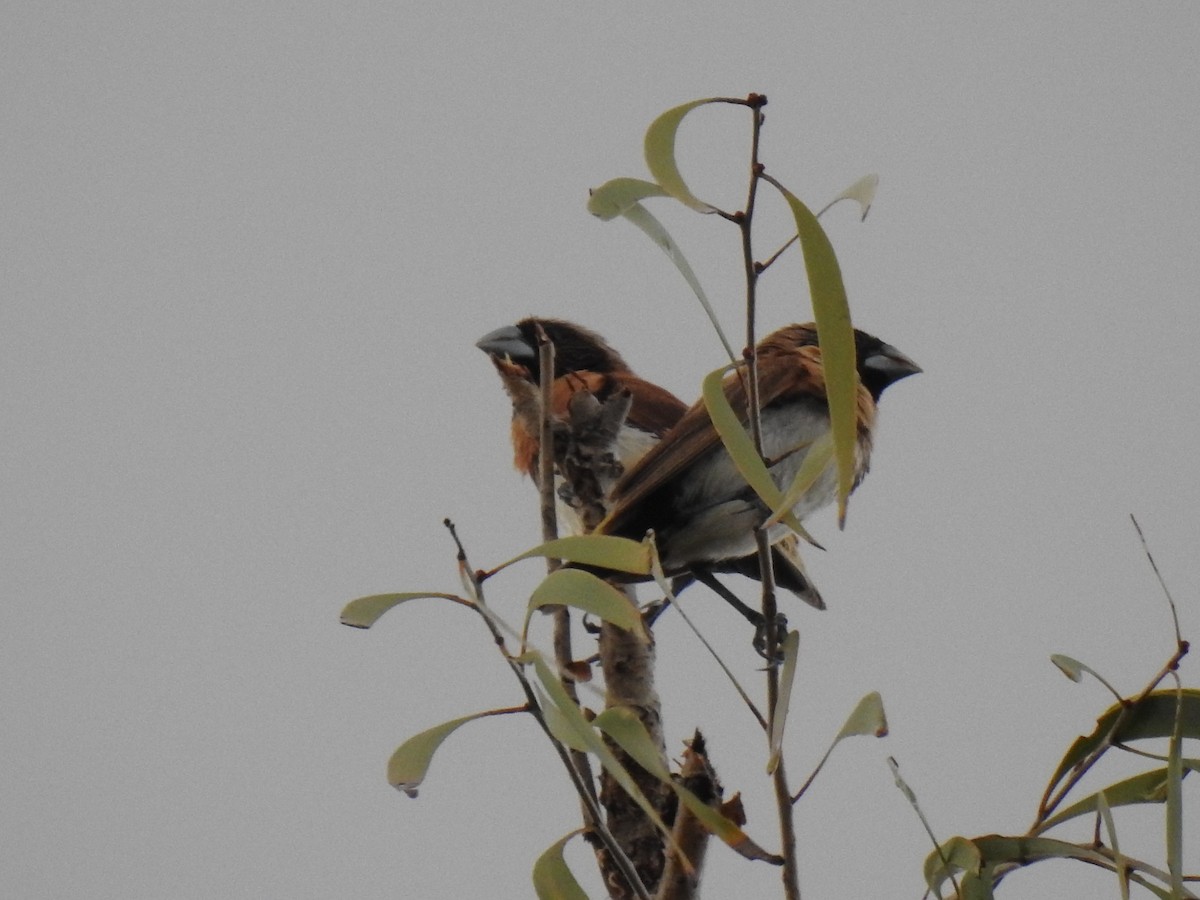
[598,322,920,602]
[476,317,829,612]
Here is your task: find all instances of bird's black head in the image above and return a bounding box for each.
[853,329,922,401]
[476,317,628,381]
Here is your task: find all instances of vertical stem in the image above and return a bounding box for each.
[534,330,603,832]
[739,93,801,900]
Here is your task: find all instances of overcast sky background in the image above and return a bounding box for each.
[4,3,1199,898]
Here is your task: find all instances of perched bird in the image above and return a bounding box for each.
[597,322,920,611]
[476,317,828,612]
[476,318,686,533]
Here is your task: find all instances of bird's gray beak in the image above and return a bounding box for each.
[476,325,535,364]
[863,342,922,383]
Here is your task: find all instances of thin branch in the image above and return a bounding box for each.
[1131,514,1183,646]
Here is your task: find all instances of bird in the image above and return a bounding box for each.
[475,317,686,533]
[596,322,920,618]
[476,317,829,613]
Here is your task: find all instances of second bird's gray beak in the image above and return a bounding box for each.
[476,325,535,364]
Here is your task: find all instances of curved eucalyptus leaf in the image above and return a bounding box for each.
[614,202,736,363]
[643,98,723,213]
[587,177,669,219]
[767,629,801,774]
[341,592,469,629]
[1043,688,1200,808]
[497,535,651,575]
[818,173,879,221]
[1037,768,1186,832]
[532,830,589,900]
[387,710,503,797]
[771,184,856,527]
[526,569,648,640]
[700,365,811,543]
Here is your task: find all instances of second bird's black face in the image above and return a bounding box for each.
[475,317,629,383]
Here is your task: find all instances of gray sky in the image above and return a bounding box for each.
[4,3,1198,898]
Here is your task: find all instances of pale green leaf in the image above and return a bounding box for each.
[771,184,856,527]
[1096,792,1130,900]
[1037,768,1187,832]
[700,365,809,540]
[532,830,589,900]
[341,592,468,629]
[1167,687,1185,897]
[764,432,834,529]
[387,711,498,797]
[1043,688,1200,808]
[523,653,676,848]
[818,173,879,221]
[837,691,888,740]
[614,201,735,362]
[526,569,648,639]
[497,535,651,575]
[767,629,800,774]
[643,98,722,213]
[586,177,668,220]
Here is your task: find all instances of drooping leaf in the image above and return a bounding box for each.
[497,535,651,575]
[925,835,1178,900]
[532,830,589,900]
[764,432,834,528]
[771,184,856,527]
[1166,687,1185,897]
[609,201,735,363]
[1042,688,1200,808]
[1037,767,1189,832]
[701,365,811,542]
[387,710,505,797]
[526,569,648,640]
[643,98,723,213]
[522,652,676,849]
[837,691,889,740]
[767,629,801,774]
[586,177,669,219]
[795,693,889,801]
[341,592,469,629]
[818,173,879,221]
[1096,792,1130,900]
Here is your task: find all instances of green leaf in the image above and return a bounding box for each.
[522,653,675,847]
[767,629,800,774]
[1042,688,1200,808]
[1096,792,1130,900]
[818,173,879,221]
[526,569,648,639]
[387,711,500,797]
[341,592,468,629]
[700,365,811,541]
[838,691,888,740]
[643,98,722,213]
[926,835,1182,900]
[796,693,889,802]
[764,432,834,529]
[771,184,857,527]
[606,200,735,363]
[1050,653,1121,697]
[1166,688,1185,897]
[532,830,589,900]
[1037,767,1189,832]
[497,535,651,575]
[586,177,669,219]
